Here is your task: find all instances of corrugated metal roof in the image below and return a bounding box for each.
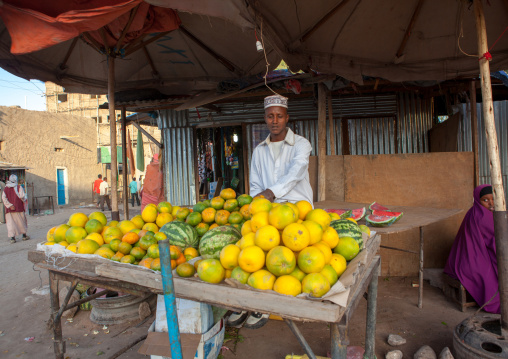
[0,162,30,170]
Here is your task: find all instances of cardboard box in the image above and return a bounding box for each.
[138,319,225,359]
[155,295,214,334]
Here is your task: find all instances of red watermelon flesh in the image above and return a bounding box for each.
[371,210,402,218]
[369,202,389,211]
[351,207,366,221]
[366,214,397,227]
[326,209,350,215]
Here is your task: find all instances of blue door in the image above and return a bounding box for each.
[57,169,66,205]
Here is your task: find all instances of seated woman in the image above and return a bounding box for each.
[444,184,498,313]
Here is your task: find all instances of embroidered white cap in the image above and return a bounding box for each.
[264,94,288,109]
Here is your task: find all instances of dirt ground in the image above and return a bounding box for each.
[0,204,476,359]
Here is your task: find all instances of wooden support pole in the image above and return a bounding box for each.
[328,91,336,156]
[395,0,424,59]
[121,108,129,220]
[130,121,162,148]
[108,57,120,221]
[49,272,64,359]
[474,0,506,211]
[318,83,327,201]
[470,80,479,188]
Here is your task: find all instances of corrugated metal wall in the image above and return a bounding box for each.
[457,100,508,199]
[158,109,196,206]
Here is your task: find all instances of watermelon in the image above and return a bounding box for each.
[160,221,199,250]
[325,209,351,218]
[371,210,403,224]
[199,226,242,259]
[366,214,398,227]
[369,202,389,212]
[326,208,365,221]
[330,219,364,248]
[351,208,366,221]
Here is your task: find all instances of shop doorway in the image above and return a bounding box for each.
[56,167,67,205]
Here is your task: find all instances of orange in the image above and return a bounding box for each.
[329,213,341,221]
[68,213,89,227]
[254,194,265,200]
[297,247,326,274]
[139,257,154,269]
[321,227,339,249]
[47,226,57,242]
[296,200,313,221]
[141,206,159,223]
[215,210,230,225]
[195,223,209,236]
[142,222,159,233]
[197,259,225,283]
[108,220,119,227]
[238,245,265,273]
[247,269,276,290]
[228,211,243,224]
[289,267,306,282]
[77,239,100,254]
[185,212,201,227]
[224,199,239,212]
[130,247,147,260]
[150,258,161,271]
[302,273,330,298]
[249,198,272,215]
[54,224,71,243]
[281,223,310,251]
[171,206,181,217]
[231,266,251,284]
[250,212,269,232]
[171,259,177,269]
[220,244,241,269]
[193,259,203,271]
[131,215,145,229]
[101,225,110,237]
[239,204,251,220]
[147,244,160,259]
[139,235,157,250]
[237,194,253,207]
[66,226,88,244]
[329,254,347,276]
[321,264,339,286]
[88,211,108,226]
[44,241,56,246]
[122,232,140,245]
[201,208,217,224]
[120,255,136,264]
[184,247,199,258]
[170,245,182,260]
[94,247,114,259]
[238,233,255,249]
[111,251,125,262]
[302,220,323,245]
[305,209,331,229]
[85,233,104,246]
[225,269,233,278]
[118,220,137,235]
[118,242,133,255]
[284,202,300,220]
[176,262,195,277]
[157,201,173,214]
[312,242,333,264]
[268,205,297,230]
[220,188,236,200]
[66,244,77,253]
[176,252,186,265]
[241,220,253,236]
[254,225,280,251]
[273,275,302,296]
[109,238,122,252]
[57,241,69,247]
[209,223,219,230]
[137,229,148,238]
[266,246,296,276]
[85,219,103,234]
[359,224,371,237]
[103,226,123,244]
[210,197,225,210]
[334,237,360,261]
[154,231,167,241]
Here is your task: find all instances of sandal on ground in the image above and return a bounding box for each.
[243,312,270,329]
[22,235,30,241]
[226,311,250,327]
[10,238,15,244]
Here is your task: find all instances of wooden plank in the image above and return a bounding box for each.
[318,83,327,201]
[242,122,250,195]
[470,80,479,187]
[130,121,162,148]
[328,91,335,156]
[121,108,129,220]
[395,0,424,58]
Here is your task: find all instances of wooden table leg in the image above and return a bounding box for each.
[284,319,317,359]
[365,260,380,358]
[49,271,65,359]
[418,226,424,308]
[330,323,348,359]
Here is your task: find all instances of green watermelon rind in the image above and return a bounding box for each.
[330,219,363,248]
[160,221,199,250]
[339,210,353,219]
[365,214,397,227]
[351,207,366,221]
[198,226,242,259]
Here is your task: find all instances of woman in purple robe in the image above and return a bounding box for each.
[444,184,498,313]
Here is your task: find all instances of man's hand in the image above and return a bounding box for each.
[256,189,275,202]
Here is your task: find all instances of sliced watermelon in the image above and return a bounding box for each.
[351,207,366,221]
[371,210,403,224]
[326,209,352,219]
[369,202,389,212]
[365,214,398,227]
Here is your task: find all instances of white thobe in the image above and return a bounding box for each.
[249,128,313,204]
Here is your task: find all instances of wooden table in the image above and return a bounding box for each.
[315,201,463,308]
[28,234,381,359]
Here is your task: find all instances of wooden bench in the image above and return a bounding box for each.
[442,274,476,312]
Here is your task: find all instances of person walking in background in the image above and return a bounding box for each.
[99,177,112,211]
[93,174,103,208]
[2,175,29,243]
[129,177,140,206]
[0,176,5,224]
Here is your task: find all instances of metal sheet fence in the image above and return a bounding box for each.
[159,109,196,206]
[457,100,508,200]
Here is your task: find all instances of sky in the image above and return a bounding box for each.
[0,68,46,111]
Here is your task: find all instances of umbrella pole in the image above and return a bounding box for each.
[108,56,120,221]
[474,0,508,329]
[121,107,129,220]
